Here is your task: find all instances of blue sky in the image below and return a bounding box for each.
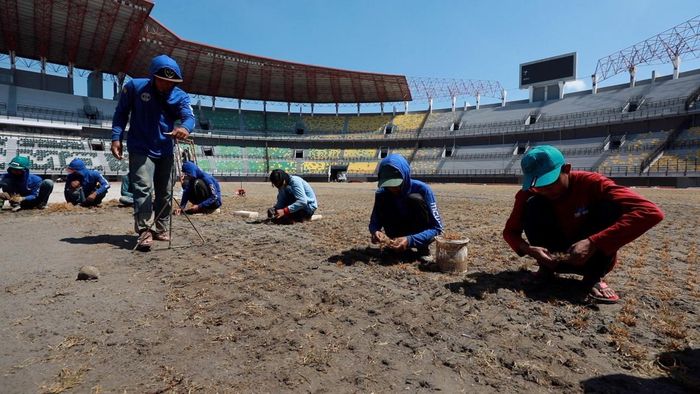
[148,0,699,108]
[2,0,698,110]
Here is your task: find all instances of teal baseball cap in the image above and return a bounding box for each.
[8,155,30,171]
[521,145,565,190]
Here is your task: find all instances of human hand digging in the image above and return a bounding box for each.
[388,237,408,252]
[372,231,388,244]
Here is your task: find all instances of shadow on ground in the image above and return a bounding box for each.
[445,269,593,304]
[581,347,699,393]
[328,246,437,271]
[60,234,136,250]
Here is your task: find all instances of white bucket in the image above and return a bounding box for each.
[435,236,470,273]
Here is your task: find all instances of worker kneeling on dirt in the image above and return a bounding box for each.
[369,154,444,258]
[64,159,110,207]
[503,145,664,303]
[268,169,317,224]
[0,155,54,212]
[175,161,221,215]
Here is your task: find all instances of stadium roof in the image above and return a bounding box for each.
[0,0,412,103]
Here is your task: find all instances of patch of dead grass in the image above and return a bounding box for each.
[40,366,90,394]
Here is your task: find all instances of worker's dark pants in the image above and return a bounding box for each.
[64,185,107,207]
[14,179,54,209]
[523,195,622,284]
[375,192,433,253]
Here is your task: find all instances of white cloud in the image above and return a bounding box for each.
[563,79,587,93]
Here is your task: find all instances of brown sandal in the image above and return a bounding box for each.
[136,230,153,251]
[152,231,170,241]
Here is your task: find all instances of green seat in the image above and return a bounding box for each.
[248,160,267,173]
[216,160,244,172]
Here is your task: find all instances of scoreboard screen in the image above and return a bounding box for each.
[520,53,576,89]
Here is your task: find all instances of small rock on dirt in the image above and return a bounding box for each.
[77,265,100,281]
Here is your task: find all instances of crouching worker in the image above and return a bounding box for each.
[0,155,54,211]
[268,169,317,224]
[503,145,664,303]
[64,159,110,207]
[369,154,443,258]
[175,161,221,215]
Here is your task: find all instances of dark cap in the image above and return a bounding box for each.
[154,67,183,83]
[377,165,403,188]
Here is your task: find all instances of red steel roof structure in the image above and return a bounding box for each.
[0,0,412,103]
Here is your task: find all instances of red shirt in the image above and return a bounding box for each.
[503,171,664,256]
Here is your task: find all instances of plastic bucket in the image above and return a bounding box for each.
[435,236,469,273]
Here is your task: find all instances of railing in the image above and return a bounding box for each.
[0,96,693,142]
[0,112,107,127]
[20,160,700,179]
[600,157,700,176]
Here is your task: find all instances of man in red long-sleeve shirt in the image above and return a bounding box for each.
[503,145,664,303]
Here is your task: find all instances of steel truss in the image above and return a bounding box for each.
[595,15,700,82]
[408,76,503,100]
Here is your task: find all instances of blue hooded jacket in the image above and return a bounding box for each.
[0,161,43,202]
[111,55,196,158]
[274,175,318,214]
[180,161,222,210]
[64,159,110,196]
[369,154,444,247]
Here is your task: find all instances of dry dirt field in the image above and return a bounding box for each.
[0,182,698,393]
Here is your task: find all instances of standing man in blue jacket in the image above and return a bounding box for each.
[64,158,110,206]
[111,54,195,251]
[176,161,221,215]
[369,154,444,257]
[0,155,54,212]
[268,169,318,224]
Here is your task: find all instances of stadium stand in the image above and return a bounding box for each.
[343,149,377,160]
[1,67,699,183]
[215,146,244,157]
[346,114,391,133]
[390,148,415,158]
[242,111,265,131]
[303,161,329,174]
[414,147,443,159]
[199,108,240,131]
[598,131,671,170]
[347,162,377,174]
[307,149,341,160]
[422,110,464,131]
[304,115,346,133]
[246,147,266,158]
[197,159,214,172]
[247,160,267,173]
[411,160,441,174]
[216,160,245,173]
[268,147,293,159]
[267,113,297,132]
[269,160,297,173]
[391,113,427,132]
